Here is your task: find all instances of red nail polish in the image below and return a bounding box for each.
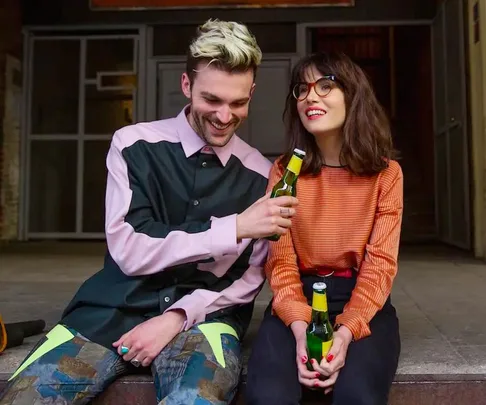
[301,356,308,363]
[315,372,320,378]
[327,354,334,362]
[314,382,319,387]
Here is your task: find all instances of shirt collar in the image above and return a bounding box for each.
[176,105,235,167]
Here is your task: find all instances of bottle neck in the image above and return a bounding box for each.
[311,291,330,323]
[311,307,330,324]
[282,169,298,186]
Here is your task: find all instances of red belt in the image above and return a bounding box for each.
[299,261,354,278]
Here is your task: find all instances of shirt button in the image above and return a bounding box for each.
[201,161,207,168]
[193,200,200,206]
[164,296,170,303]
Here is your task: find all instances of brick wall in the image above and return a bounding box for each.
[0,0,22,240]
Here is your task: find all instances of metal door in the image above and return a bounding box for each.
[432,0,471,249]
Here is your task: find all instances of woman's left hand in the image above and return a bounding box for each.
[311,325,353,393]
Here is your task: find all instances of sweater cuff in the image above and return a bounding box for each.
[274,301,312,327]
[335,311,371,341]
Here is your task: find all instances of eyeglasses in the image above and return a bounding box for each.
[292,75,337,101]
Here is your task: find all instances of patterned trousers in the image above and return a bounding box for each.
[0,322,241,405]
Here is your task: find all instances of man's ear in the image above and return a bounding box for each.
[181,72,192,99]
[249,83,256,99]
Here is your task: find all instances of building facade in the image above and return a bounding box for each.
[0,0,485,260]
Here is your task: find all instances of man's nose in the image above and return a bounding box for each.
[216,106,232,124]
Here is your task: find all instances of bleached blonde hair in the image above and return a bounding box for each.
[186,19,262,82]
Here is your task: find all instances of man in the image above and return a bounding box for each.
[0,19,298,405]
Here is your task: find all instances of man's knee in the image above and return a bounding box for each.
[158,381,239,405]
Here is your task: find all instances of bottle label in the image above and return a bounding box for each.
[322,339,333,357]
[312,292,328,312]
[287,155,303,175]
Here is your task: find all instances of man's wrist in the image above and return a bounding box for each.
[163,309,187,329]
[236,214,246,241]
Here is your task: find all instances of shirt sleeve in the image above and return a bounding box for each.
[264,162,312,326]
[164,238,268,328]
[335,162,404,340]
[105,132,239,276]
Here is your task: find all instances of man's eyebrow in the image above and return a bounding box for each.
[200,91,249,104]
[201,91,221,100]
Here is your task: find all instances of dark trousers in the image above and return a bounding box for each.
[245,274,400,405]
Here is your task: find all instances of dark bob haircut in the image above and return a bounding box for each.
[280,51,397,176]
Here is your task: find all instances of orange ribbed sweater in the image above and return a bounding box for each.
[265,159,403,340]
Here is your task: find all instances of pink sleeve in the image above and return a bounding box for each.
[165,238,268,328]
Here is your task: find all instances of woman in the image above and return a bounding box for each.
[245,52,403,405]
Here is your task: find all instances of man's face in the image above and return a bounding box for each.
[181,63,255,147]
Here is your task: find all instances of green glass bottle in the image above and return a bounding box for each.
[266,148,306,241]
[306,282,334,369]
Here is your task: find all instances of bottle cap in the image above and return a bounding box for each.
[312,282,327,291]
[294,148,306,156]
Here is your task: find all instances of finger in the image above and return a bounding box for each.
[122,342,141,362]
[321,371,339,389]
[297,360,320,380]
[325,338,342,363]
[325,387,333,395]
[141,356,153,367]
[310,358,332,377]
[116,337,131,355]
[298,375,321,388]
[257,192,271,203]
[271,195,299,207]
[278,207,296,218]
[295,340,317,380]
[113,333,128,348]
[273,217,292,230]
[268,224,292,238]
[301,378,328,389]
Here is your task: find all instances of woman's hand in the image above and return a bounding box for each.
[311,325,353,394]
[290,320,326,389]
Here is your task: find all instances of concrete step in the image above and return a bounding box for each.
[93,374,486,405]
[3,374,485,405]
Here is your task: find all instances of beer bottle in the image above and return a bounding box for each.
[266,148,306,241]
[306,282,334,367]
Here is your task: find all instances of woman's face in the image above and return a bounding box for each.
[295,65,346,138]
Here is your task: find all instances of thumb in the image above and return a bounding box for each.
[258,191,271,202]
[325,339,341,363]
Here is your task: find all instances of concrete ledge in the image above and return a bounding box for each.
[2,374,486,405]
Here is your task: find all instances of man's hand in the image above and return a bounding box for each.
[311,325,353,393]
[112,310,186,367]
[236,192,298,240]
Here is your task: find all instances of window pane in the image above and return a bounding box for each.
[86,38,135,78]
[85,85,133,134]
[83,141,110,233]
[29,141,77,232]
[31,40,80,135]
